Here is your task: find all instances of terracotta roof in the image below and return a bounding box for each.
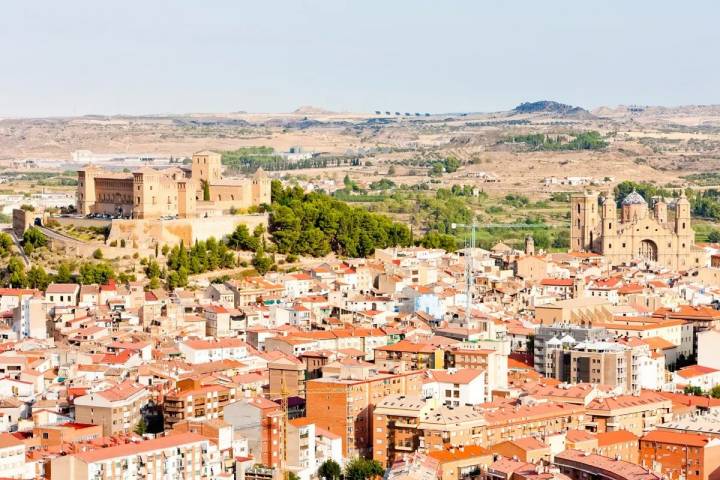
[642,430,712,447]
[97,381,147,402]
[428,445,490,462]
[74,432,206,462]
[182,338,247,350]
[676,365,719,379]
[597,430,638,446]
[428,368,484,385]
[46,283,79,294]
[540,278,574,287]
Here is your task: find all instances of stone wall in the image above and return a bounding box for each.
[106,213,268,248]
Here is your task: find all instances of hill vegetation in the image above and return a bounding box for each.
[508,131,607,151]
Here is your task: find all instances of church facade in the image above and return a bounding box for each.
[570,190,706,270]
[77,151,271,220]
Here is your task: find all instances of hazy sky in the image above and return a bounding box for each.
[2,1,719,117]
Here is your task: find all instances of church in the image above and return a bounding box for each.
[570,190,706,270]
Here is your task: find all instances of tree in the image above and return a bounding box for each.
[0,233,13,256]
[710,385,720,399]
[418,231,458,252]
[318,459,342,480]
[252,246,273,275]
[227,224,259,252]
[78,262,115,285]
[27,265,50,290]
[387,165,396,175]
[344,458,384,480]
[133,417,147,435]
[202,180,211,201]
[684,385,703,396]
[444,155,460,173]
[23,227,47,249]
[92,248,104,259]
[287,473,300,480]
[552,229,570,249]
[708,230,720,243]
[55,262,73,283]
[7,257,26,288]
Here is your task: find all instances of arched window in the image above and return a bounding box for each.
[577,204,581,214]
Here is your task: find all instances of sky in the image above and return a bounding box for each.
[2,0,719,117]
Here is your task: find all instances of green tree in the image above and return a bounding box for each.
[252,246,273,275]
[227,224,260,251]
[552,229,570,249]
[134,417,147,435]
[387,165,396,175]
[7,257,26,288]
[78,262,115,285]
[92,248,104,259]
[318,459,342,480]
[444,155,460,173]
[344,458,384,480]
[202,180,211,201]
[710,385,720,399]
[418,231,458,252]
[55,262,73,283]
[27,265,50,290]
[0,233,13,256]
[684,385,703,396]
[23,227,47,249]
[708,230,720,243]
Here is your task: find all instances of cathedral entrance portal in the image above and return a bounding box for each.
[639,239,658,262]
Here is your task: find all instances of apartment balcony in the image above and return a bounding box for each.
[394,444,415,452]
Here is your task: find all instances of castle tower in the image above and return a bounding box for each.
[251,167,272,205]
[191,151,222,189]
[524,235,535,256]
[76,165,100,215]
[570,191,599,252]
[674,192,694,268]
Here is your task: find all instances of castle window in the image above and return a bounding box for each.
[609,223,612,230]
[136,196,140,204]
[622,243,626,248]
[577,219,581,228]
[682,222,686,229]
[682,243,686,248]
[577,204,581,214]
[609,243,612,249]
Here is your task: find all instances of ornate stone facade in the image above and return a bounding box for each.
[570,190,706,270]
[77,150,271,220]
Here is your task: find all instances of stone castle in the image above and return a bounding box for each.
[570,190,706,270]
[76,151,271,220]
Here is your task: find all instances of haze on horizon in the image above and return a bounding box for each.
[2,0,720,117]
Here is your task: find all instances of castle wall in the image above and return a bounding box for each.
[92,177,134,216]
[107,214,268,248]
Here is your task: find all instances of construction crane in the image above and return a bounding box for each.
[451,221,477,325]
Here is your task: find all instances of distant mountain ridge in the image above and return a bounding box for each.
[512,100,592,117]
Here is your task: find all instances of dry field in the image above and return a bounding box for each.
[3,104,720,200]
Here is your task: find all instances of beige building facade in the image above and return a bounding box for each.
[77,150,271,220]
[571,190,705,270]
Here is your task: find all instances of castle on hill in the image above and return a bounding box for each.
[76,151,271,220]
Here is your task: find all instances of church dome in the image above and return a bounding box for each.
[622,190,647,206]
